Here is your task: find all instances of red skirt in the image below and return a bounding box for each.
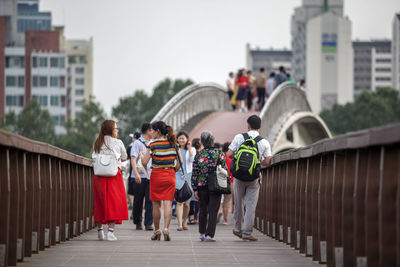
[150,168,176,201]
[93,169,128,224]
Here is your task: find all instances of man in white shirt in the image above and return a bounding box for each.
[226,72,236,110]
[227,115,272,241]
[131,123,154,231]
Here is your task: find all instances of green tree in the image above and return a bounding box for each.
[112,78,194,144]
[0,110,18,132]
[56,97,106,157]
[6,100,56,143]
[320,87,400,135]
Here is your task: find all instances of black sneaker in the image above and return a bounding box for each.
[145,225,154,231]
[136,224,143,230]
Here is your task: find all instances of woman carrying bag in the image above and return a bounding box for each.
[175,131,196,231]
[92,120,129,241]
[191,131,228,242]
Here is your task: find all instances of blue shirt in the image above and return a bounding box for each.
[130,136,151,179]
[175,148,191,189]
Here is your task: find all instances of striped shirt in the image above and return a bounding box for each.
[149,140,177,169]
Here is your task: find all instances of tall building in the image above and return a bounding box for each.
[291,0,344,83]
[353,40,392,96]
[65,38,93,120]
[393,13,400,91]
[0,0,71,135]
[306,11,353,113]
[246,44,292,76]
[17,0,51,33]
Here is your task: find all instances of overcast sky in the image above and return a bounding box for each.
[41,0,400,115]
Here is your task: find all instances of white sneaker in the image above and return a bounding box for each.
[106,231,117,241]
[199,235,206,241]
[97,229,105,241]
[205,236,216,242]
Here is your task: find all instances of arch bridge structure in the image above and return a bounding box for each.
[152,81,332,154]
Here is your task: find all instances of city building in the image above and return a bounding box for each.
[291,0,353,113]
[246,44,292,76]
[291,0,344,83]
[393,13,400,91]
[0,0,73,135]
[65,38,93,120]
[306,11,353,113]
[353,40,392,96]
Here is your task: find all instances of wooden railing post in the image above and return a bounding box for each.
[0,147,11,267]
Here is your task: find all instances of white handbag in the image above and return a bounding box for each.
[216,165,229,189]
[93,152,119,177]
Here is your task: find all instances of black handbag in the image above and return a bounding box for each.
[174,145,193,202]
[207,165,231,195]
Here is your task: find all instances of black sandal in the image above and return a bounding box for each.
[151,230,161,241]
[163,229,171,241]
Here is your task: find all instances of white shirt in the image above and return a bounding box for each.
[229,130,272,161]
[226,77,235,92]
[92,135,128,168]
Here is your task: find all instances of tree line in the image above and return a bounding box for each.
[0,78,193,158]
[319,87,400,135]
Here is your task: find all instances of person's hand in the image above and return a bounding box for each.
[194,191,199,200]
[135,176,141,184]
[187,141,192,150]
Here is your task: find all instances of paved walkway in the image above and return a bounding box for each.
[19,214,321,267]
[189,111,259,143]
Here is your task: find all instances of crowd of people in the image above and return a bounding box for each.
[226,66,305,112]
[92,114,272,243]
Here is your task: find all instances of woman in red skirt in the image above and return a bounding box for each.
[142,121,182,241]
[92,120,128,241]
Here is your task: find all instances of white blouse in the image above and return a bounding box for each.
[92,136,127,167]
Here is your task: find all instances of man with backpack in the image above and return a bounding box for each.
[227,115,272,241]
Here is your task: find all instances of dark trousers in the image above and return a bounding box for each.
[198,188,222,238]
[189,200,199,220]
[133,178,153,226]
[257,87,266,109]
[227,91,235,110]
[247,89,253,110]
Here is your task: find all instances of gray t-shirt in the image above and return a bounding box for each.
[130,136,151,179]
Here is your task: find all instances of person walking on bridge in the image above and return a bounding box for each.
[235,69,249,112]
[92,120,129,241]
[192,131,229,242]
[141,121,182,241]
[175,131,196,231]
[255,68,267,111]
[227,115,272,241]
[226,72,236,111]
[130,123,154,231]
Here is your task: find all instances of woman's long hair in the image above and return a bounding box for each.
[177,131,189,150]
[151,121,176,146]
[93,120,115,153]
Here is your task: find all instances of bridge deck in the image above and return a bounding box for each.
[189,111,259,143]
[18,215,321,267]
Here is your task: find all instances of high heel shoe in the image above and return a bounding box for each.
[163,229,171,241]
[151,230,161,241]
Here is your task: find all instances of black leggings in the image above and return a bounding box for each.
[198,188,222,238]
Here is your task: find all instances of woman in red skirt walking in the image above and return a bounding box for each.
[141,121,182,241]
[92,120,128,241]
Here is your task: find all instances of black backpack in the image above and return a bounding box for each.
[230,133,262,181]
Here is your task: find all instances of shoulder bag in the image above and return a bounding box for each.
[174,145,193,202]
[93,146,119,177]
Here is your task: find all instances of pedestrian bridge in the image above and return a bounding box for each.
[1,84,400,266]
[152,82,331,154]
